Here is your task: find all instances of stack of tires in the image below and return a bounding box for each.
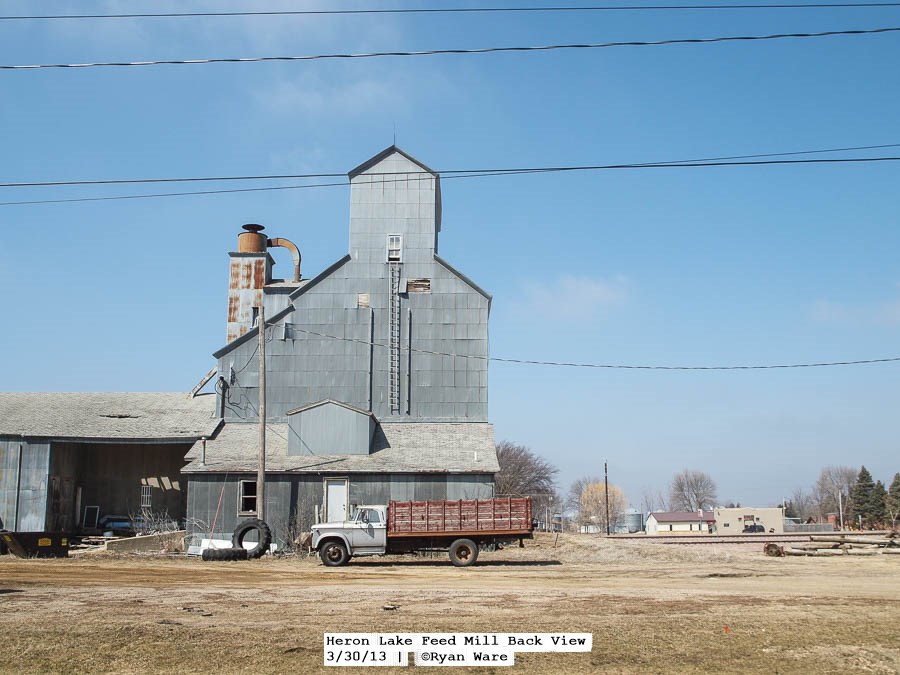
[201,519,271,562]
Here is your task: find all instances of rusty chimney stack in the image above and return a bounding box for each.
[226,224,273,343]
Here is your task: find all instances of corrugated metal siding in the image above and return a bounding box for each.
[186,472,495,548]
[0,439,20,530]
[218,252,488,423]
[217,150,488,424]
[288,402,373,456]
[0,439,50,532]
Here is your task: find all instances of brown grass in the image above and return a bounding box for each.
[1,533,898,674]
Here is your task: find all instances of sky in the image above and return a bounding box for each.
[1,1,899,510]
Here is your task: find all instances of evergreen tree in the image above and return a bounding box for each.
[849,466,875,529]
[886,473,900,529]
[870,480,887,529]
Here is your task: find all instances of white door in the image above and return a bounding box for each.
[325,479,348,522]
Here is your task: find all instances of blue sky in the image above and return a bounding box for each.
[1,1,899,508]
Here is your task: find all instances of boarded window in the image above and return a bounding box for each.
[387,234,402,262]
[357,293,370,308]
[239,480,257,514]
[406,278,431,293]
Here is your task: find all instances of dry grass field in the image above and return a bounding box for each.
[1,533,898,674]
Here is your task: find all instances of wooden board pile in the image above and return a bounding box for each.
[765,533,899,557]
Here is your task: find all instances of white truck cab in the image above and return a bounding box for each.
[311,505,388,566]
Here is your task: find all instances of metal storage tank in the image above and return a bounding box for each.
[621,509,644,533]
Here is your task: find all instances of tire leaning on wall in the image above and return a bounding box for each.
[232,519,272,559]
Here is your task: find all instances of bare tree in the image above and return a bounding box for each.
[577,481,627,533]
[640,487,668,514]
[495,440,559,519]
[567,476,599,527]
[785,487,815,521]
[812,466,856,524]
[668,469,717,511]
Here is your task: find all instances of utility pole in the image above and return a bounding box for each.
[257,302,266,524]
[604,460,610,536]
[837,490,844,533]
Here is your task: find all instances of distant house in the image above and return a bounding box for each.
[646,510,715,535]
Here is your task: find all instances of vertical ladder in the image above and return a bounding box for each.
[389,262,401,413]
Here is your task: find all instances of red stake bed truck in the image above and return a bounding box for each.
[310,497,534,567]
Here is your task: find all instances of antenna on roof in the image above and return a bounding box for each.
[393,122,396,146]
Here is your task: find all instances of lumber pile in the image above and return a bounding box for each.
[764,532,898,557]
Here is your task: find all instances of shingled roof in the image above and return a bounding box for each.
[649,510,715,523]
[183,421,498,474]
[0,392,219,442]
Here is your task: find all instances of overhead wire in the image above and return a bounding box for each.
[2,142,899,190]
[2,155,899,207]
[3,3,900,21]
[285,326,900,371]
[3,26,899,70]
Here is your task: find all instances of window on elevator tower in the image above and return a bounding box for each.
[387,234,402,262]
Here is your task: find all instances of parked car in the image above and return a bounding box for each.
[742,523,765,533]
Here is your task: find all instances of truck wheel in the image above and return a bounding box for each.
[232,519,272,559]
[320,541,350,567]
[448,539,479,567]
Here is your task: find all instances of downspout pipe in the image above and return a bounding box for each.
[267,237,301,282]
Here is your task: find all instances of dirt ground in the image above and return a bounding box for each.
[1,533,898,674]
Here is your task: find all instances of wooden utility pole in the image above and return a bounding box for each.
[604,460,610,536]
[257,303,266,524]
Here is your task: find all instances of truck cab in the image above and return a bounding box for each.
[311,505,387,566]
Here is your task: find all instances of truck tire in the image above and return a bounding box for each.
[232,519,272,559]
[320,541,350,567]
[202,547,249,562]
[448,538,479,567]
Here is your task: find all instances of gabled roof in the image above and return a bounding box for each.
[348,145,437,179]
[183,421,498,474]
[286,399,375,418]
[0,392,220,442]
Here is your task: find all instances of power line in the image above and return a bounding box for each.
[3,4,900,21]
[287,326,900,371]
[3,142,899,190]
[3,26,898,70]
[2,156,898,207]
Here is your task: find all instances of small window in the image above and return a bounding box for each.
[140,485,152,509]
[387,234,402,262]
[723,522,730,528]
[239,480,257,514]
[357,293,370,308]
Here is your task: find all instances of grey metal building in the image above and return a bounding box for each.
[187,146,499,548]
[0,146,499,548]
